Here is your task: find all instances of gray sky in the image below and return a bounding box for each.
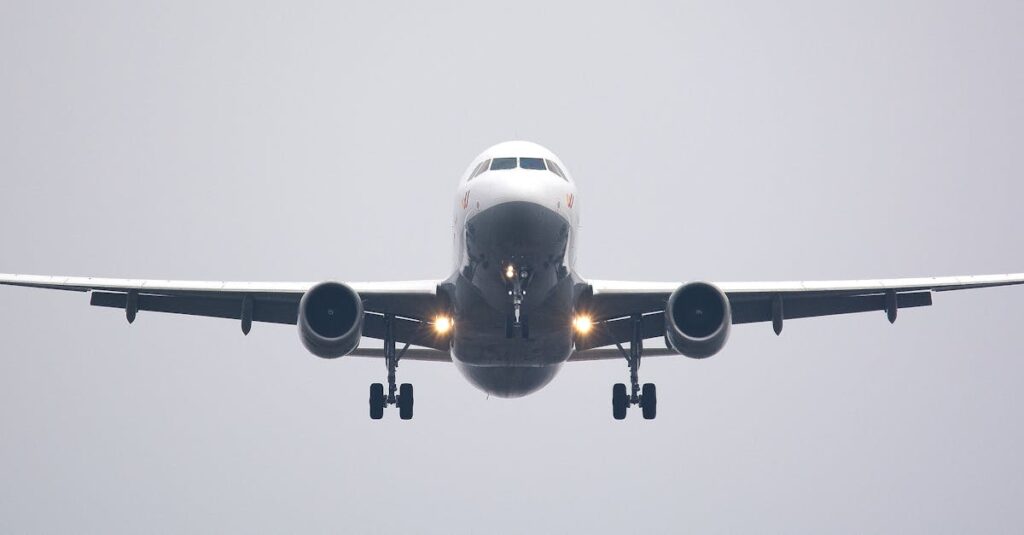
[1,1,1023,532]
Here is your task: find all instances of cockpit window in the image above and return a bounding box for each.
[479,156,569,180]
[546,160,567,180]
[519,157,546,170]
[490,157,517,170]
[469,159,490,180]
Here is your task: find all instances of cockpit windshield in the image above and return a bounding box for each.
[469,159,490,179]
[490,157,517,170]
[468,156,569,181]
[519,157,546,170]
[545,160,566,180]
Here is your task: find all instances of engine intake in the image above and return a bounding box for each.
[665,281,731,359]
[298,281,363,359]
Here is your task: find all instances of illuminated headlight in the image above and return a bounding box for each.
[433,315,454,334]
[572,314,593,335]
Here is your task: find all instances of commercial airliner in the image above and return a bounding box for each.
[2,141,1022,420]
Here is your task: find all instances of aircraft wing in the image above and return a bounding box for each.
[0,273,449,351]
[6,272,1023,360]
[576,273,1024,352]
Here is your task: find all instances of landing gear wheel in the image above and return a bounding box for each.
[640,383,657,420]
[398,383,414,420]
[369,383,385,420]
[612,383,628,420]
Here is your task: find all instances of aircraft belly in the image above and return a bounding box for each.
[449,201,576,397]
[451,270,574,367]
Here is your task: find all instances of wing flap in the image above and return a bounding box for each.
[569,347,679,361]
[89,292,299,325]
[731,291,933,324]
[347,347,452,362]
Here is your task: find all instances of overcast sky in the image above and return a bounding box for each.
[1,1,1023,533]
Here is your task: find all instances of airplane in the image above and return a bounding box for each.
[2,140,1022,420]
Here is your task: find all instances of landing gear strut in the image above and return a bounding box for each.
[611,314,656,420]
[369,314,414,420]
[505,263,531,339]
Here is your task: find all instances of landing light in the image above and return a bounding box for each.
[434,316,454,334]
[573,314,593,335]
[505,265,516,279]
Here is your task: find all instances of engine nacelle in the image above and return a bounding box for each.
[665,281,731,359]
[298,281,363,359]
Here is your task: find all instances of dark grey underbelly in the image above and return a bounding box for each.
[447,201,577,396]
[453,362,562,398]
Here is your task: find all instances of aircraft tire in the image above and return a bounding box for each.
[612,383,628,420]
[398,383,414,420]
[369,383,385,420]
[641,383,657,420]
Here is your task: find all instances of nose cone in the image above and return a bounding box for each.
[467,201,569,256]
[470,169,573,216]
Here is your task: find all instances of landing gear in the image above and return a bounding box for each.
[505,263,531,339]
[611,314,657,420]
[369,314,415,420]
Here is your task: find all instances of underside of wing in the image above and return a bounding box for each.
[0,273,449,352]
[579,273,1024,350]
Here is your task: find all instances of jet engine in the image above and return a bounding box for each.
[665,281,731,359]
[298,281,363,359]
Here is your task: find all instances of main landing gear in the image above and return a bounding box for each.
[369,314,414,420]
[611,314,657,420]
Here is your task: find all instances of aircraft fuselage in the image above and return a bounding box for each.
[447,142,581,397]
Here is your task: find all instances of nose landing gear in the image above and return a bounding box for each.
[369,314,415,420]
[611,314,657,420]
[505,263,532,339]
